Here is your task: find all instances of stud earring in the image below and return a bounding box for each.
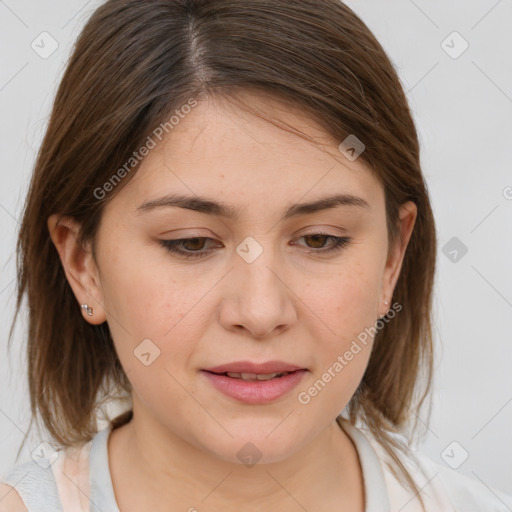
[81,304,93,316]
[379,300,390,320]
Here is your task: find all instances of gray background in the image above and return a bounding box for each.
[1,0,511,497]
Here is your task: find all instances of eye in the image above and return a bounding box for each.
[294,233,351,253]
[160,237,219,259]
[159,233,351,259]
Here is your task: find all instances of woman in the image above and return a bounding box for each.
[1,0,511,510]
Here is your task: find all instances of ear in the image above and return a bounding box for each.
[47,214,107,325]
[379,201,417,317]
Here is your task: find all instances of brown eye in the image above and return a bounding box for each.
[181,237,207,251]
[303,234,330,249]
[295,233,351,254]
[160,237,219,259]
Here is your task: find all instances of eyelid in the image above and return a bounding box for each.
[296,225,348,236]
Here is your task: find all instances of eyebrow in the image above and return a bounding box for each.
[136,192,370,220]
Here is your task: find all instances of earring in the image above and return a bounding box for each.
[81,304,93,316]
[379,300,390,320]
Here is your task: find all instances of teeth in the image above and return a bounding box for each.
[225,371,290,381]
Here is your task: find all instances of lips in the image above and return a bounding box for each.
[203,360,305,375]
[201,368,307,404]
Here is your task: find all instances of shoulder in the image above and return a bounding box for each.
[0,483,28,512]
[411,449,512,512]
[360,427,512,512]
[1,456,63,512]
[1,426,107,512]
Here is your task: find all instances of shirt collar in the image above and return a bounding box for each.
[337,416,391,512]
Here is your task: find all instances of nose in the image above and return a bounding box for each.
[218,243,298,339]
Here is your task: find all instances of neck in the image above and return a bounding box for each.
[108,399,365,512]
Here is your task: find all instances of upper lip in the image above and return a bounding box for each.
[203,360,306,374]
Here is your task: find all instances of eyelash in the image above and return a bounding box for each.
[159,233,351,259]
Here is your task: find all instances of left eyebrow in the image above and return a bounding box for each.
[135,192,370,220]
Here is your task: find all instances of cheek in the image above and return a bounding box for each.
[306,259,381,343]
[103,268,243,401]
[99,236,187,333]
[98,245,208,380]
[295,276,378,415]
[297,257,382,398]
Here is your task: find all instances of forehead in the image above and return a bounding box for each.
[109,92,384,216]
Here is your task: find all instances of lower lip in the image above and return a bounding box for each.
[201,370,307,404]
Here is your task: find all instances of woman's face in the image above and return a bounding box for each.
[77,92,415,463]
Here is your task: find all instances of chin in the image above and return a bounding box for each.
[200,433,304,467]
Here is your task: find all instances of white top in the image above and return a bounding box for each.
[2,417,512,511]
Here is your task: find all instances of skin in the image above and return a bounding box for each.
[47,91,416,512]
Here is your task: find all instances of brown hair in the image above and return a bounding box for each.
[9,0,436,507]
